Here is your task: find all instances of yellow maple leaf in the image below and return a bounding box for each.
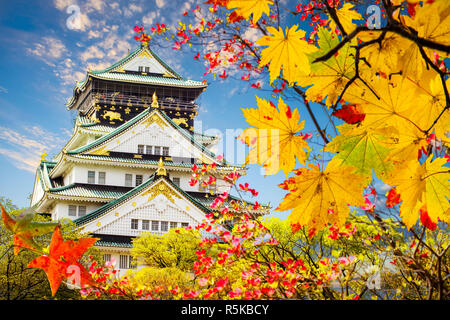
[276,160,367,234]
[398,0,450,77]
[238,96,310,176]
[295,27,359,106]
[344,75,418,131]
[406,70,450,139]
[257,25,317,84]
[383,125,428,166]
[358,31,409,75]
[385,157,450,229]
[227,0,273,24]
[328,2,363,34]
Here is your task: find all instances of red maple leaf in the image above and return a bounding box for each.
[332,104,366,124]
[28,226,99,296]
[386,188,401,208]
[419,205,438,231]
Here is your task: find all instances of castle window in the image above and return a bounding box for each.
[154,146,161,155]
[103,254,111,262]
[161,221,168,232]
[145,145,152,154]
[144,67,150,73]
[151,220,159,231]
[136,175,143,186]
[119,255,129,269]
[69,205,86,217]
[131,219,139,230]
[78,206,86,217]
[170,222,178,229]
[138,145,145,154]
[172,177,180,187]
[68,205,77,217]
[98,172,106,185]
[138,66,144,72]
[125,174,133,187]
[88,171,95,184]
[181,222,189,228]
[162,147,169,156]
[142,220,150,230]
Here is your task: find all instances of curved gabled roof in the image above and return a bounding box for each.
[67,45,207,108]
[66,108,222,162]
[73,174,211,226]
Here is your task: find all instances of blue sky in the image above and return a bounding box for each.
[0,0,327,218]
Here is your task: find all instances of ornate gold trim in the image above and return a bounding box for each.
[156,157,167,176]
[88,146,110,156]
[151,92,159,108]
[141,181,181,204]
[142,113,167,128]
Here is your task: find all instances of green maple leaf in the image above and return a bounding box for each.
[324,124,395,179]
[2,205,59,255]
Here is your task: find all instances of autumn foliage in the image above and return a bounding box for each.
[1,0,449,300]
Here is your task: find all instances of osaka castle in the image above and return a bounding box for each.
[29,41,250,274]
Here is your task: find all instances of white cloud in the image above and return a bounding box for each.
[0,85,8,94]
[124,3,143,17]
[26,37,69,64]
[87,29,102,39]
[0,126,67,172]
[155,0,165,9]
[80,45,105,62]
[109,2,120,10]
[54,0,76,11]
[85,0,106,13]
[243,27,263,43]
[142,11,157,25]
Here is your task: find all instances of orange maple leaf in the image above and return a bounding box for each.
[28,225,99,296]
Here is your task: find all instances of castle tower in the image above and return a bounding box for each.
[29,43,251,274]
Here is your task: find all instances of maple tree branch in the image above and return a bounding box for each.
[313,25,450,65]
[292,85,329,144]
[323,0,347,37]
[415,44,450,134]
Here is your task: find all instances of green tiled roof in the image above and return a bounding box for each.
[69,154,193,167]
[88,72,206,88]
[66,154,242,172]
[95,241,132,248]
[77,114,217,143]
[68,108,152,155]
[36,161,57,190]
[74,174,158,226]
[188,193,262,210]
[90,46,184,80]
[48,184,128,199]
[73,174,213,227]
[74,46,206,90]
[67,45,206,108]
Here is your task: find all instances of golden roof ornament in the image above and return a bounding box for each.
[156,157,167,176]
[151,91,159,108]
[41,151,48,162]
